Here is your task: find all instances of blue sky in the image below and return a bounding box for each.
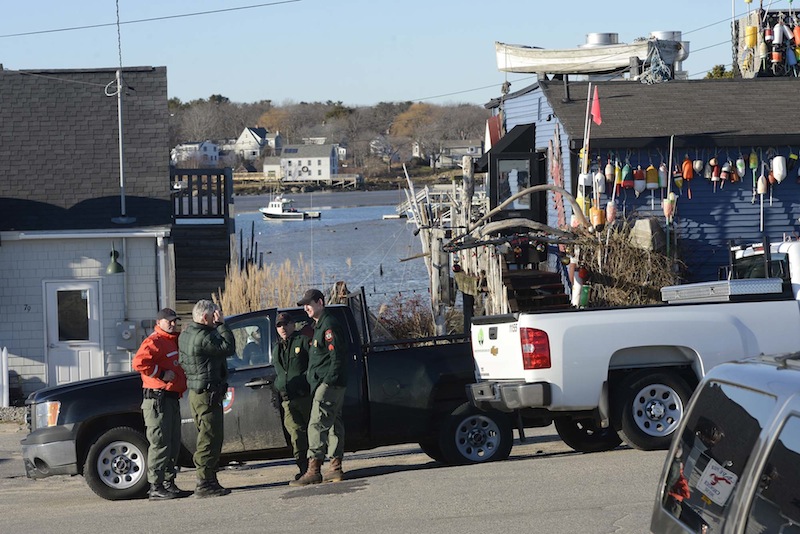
[1,0,785,106]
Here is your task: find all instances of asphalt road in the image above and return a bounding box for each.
[0,423,666,534]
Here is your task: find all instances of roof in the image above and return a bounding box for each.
[279,144,337,158]
[247,127,268,140]
[0,66,170,231]
[539,78,800,149]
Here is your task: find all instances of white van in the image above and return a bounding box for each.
[650,354,800,533]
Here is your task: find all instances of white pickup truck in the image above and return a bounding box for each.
[467,240,800,454]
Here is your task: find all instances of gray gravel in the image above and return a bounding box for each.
[0,406,26,424]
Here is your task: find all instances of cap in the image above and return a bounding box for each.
[156,308,179,321]
[276,312,292,325]
[297,288,324,306]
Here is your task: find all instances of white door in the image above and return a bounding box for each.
[45,281,103,386]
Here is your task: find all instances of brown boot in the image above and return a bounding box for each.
[289,458,322,486]
[294,458,308,481]
[322,457,344,483]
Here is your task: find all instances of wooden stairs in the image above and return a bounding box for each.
[502,262,570,313]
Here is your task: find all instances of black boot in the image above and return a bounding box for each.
[163,480,192,498]
[149,483,177,501]
[195,478,231,498]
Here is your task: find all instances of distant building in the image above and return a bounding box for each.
[279,144,338,183]
[413,139,484,168]
[170,140,219,166]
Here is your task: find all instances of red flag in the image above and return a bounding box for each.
[591,86,602,125]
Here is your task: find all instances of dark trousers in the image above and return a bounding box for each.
[189,390,224,481]
[282,396,312,461]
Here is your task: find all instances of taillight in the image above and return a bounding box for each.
[521,327,550,369]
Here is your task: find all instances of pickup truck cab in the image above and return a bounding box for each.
[22,299,512,500]
[651,354,800,533]
[468,240,800,454]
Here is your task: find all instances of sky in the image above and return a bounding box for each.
[0,0,785,107]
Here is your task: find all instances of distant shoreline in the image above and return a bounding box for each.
[233,190,406,213]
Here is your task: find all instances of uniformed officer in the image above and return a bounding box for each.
[178,300,236,498]
[290,288,348,486]
[132,308,190,500]
[272,312,312,482]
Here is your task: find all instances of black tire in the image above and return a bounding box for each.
[613,370,693,451]
[438,402,513,465]
[418,439,446,463]
[554,417,622,453]
[83,427,149,500]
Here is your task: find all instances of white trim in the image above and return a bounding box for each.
[1,227,171,241]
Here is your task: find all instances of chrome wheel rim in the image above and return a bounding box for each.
[95,439,146,490]
[631,383,684,438]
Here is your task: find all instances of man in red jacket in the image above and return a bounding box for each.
[132,308,189,500]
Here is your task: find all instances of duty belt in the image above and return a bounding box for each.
[143,388,180,400]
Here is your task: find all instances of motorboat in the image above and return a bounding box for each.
[258,195,321,221]
[495,38,683,75]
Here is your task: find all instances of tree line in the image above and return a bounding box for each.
[168,96,490,176]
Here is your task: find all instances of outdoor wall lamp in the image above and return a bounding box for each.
[106,244,125,274]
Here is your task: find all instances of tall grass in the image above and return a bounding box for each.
[213,254,315,315]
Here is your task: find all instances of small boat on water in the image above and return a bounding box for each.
[495,38,683,75]
[259,195,321,221]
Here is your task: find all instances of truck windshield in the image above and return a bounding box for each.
[661,381,775,533]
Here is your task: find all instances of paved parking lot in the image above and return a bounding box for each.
[0,423,665,534]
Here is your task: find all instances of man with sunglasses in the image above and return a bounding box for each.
[272,312,311,483]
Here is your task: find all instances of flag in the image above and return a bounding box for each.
[591,86,602,125]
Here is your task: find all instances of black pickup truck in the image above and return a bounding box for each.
[22,300,513,500]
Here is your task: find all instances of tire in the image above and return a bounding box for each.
[554,417,622,453]
[83,427,149,500]
[418,439,446,463]
[613,370,693,451]
[438,402,513,465]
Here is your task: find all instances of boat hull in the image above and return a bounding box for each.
[495,39,682,74]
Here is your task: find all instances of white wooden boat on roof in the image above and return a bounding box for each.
[258,195,321,221]
[495,38,683,75]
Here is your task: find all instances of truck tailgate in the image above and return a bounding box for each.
[471,315,525,380]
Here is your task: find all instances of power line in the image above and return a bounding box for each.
[0,0,300,39]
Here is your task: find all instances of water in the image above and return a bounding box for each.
[235,202,429,309]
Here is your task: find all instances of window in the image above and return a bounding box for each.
[307,160,311,165]
[57,290,89,341]
[662,381,776,532]
[318,170,322,176]
[288,170,292,177]
[745,415,800,533]
[318,159,321,165]
[288,161,292,166]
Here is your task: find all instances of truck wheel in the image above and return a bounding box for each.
[614,370,692,451]
[438,402,513,465]
[554,417,622,453]
[83,427,149,500]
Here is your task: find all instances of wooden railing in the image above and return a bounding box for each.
[170,167,232,220]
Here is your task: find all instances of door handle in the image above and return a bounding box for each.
[245,378,272,388]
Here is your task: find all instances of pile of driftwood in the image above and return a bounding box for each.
[571,220,679,307]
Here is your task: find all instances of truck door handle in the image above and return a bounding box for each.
[245,378,272,388]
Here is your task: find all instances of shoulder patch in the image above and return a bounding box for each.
[324,329,333,341]
[295,346,300,354]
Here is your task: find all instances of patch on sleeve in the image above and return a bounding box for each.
[328,344,334,351]
[324,329,333,341]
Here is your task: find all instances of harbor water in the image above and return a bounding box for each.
[234,191,429,310]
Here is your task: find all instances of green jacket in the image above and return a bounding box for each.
[307,309,348,391]
[178,321,235,392]
[272,331,311,399]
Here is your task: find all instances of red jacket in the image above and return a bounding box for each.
[132,325,187,395]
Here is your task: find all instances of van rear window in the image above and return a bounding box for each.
[661,381,775,533]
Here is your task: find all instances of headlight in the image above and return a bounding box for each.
[33,401,61,429]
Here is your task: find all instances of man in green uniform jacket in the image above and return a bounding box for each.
[272,311,312,482]
[290,289,349,486]
[178,299,236,498]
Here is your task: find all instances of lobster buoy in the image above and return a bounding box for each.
[633,165,646,196]
[794,24,800,46]
[720,161,731,181]
[736,157,747,178]
[709,156,718,167]
[768,170,776,185]
[593,170,606,194]
[604,159,614,183]
[614,159,623,193]
[682,156,694,181]
[773,155,787,183]
[711,164,721,182]
[578,172,591,187]
[704,162,713,180]
[759,40,769,59]
[673,165,683,189]
[758,171,768,194]
[788,151,798,172]
[693,159,704,173]
[590,206,605,230]
[646,164,659,190]
[765,26,774,43]
[788,47,798,67]
[658,162,669,188]
[745,25,758,48]
[662,192,677,224]
[749,150,759,171]
[772,48,782,64]
[621,162,633,189]
[605,200,617,223]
